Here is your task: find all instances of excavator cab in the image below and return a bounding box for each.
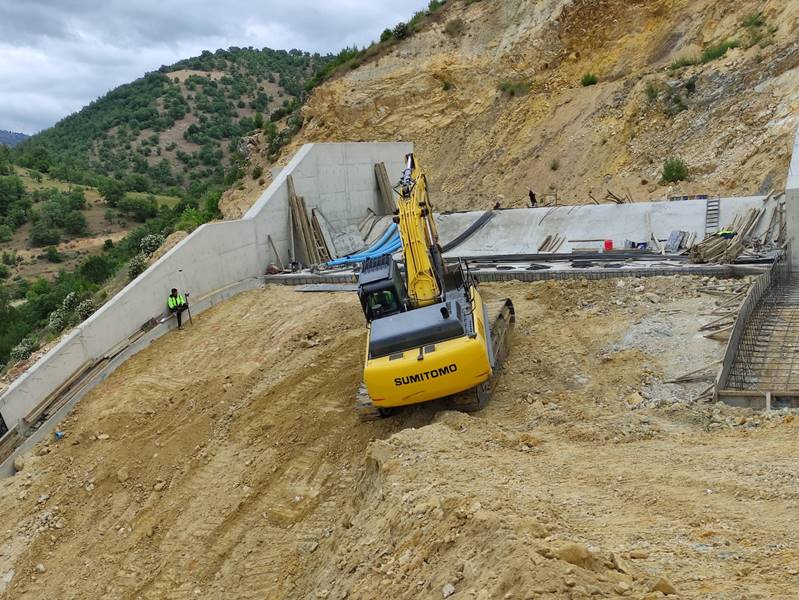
[357,255,407,321]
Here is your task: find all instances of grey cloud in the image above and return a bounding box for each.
[0,0,428,133]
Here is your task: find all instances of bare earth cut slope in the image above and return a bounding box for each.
[280,0,799,212]
[2,279,799,599]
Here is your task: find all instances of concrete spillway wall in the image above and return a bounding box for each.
[786,126,799,268]
[436,195,777,257]
[0,142,411,439]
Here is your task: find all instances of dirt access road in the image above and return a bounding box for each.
[0,279,797,599]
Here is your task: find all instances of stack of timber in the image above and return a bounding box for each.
[287,175,331,265]
[21,357,112,434]
[690,205,770,264]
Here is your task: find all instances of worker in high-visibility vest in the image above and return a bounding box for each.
[714,229,737,240]
[167,288,188,329]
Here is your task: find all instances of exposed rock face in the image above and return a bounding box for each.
[289,0,799,211]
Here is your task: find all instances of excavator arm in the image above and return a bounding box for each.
[394,154,444,308]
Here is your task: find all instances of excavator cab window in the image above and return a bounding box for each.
[366,289,399,319]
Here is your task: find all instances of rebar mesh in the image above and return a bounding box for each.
[727,254,797,390]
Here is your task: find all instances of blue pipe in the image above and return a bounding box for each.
[326,223,400,266]
[327,231,402,266]
[369,222,397,250]
[326,238,400,266]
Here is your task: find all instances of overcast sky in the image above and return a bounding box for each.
[0,0,429,134]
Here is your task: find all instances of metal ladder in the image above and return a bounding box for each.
[705,197,721,235]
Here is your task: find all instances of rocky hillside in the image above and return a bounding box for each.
[226,0,799,214]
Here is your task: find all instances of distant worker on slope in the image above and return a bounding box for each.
[167,288,189,330]
[528,189,537,208]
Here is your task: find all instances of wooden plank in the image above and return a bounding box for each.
[665,230,685,253]
[267,235,284,270]
[44,358,110,419]
[692,383,716,403]
[703,324,733,340]
[0,427,21,464]
[310,210,331,262]
[537,235,552,252]
[23,360,94,426]
[299,197,321,264]
[289,193,317,265]
[700,313,738,331]
[717,389,799,397]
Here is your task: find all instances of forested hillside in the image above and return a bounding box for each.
[12,47,331,198]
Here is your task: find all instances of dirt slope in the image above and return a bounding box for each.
[278,0,799,212]
[1,278,799,598]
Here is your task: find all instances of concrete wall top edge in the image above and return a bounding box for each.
[437,194,771,221]
[243,142,413,221]
[787,126,799,192]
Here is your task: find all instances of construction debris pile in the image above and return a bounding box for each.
[690,195,785,264]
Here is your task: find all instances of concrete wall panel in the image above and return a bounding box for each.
[438,195,775,257]
[785,126,799,268]
[0,332,87,427]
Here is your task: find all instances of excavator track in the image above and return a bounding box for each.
[452,298,516,413]
[355,383,385,422]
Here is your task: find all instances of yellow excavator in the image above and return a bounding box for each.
[355,154,515,421]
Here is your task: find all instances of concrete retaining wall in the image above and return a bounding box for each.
[0,142,412,438]
[437,195,778,257]
[786,126,799,268]
[248,143,410,266]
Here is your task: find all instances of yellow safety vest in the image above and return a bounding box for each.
[167,294,186,309]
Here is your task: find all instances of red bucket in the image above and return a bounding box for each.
[603,239,613,251]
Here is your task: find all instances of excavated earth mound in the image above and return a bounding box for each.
[1,279,798,599]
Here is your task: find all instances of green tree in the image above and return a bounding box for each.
[45,246,63,263]
[581,73,598,86]
[661,157,689,183]
[0,175,25,216]
[99,179,125,207]
[29,222,61,246]
[63,210,88,235]
[118,195,157,222]
[79,255,116,284]
[393,22,409,39]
